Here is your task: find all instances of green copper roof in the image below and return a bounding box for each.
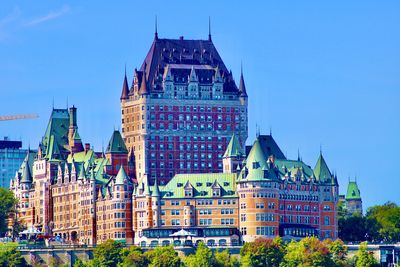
[240,138,268,181]
[106,130,128,154]
[72,130,81,140]
[346,181,361,200]
[20,156,32,183]
[42,109,70,159]
[152,177,161,197]
[45,135,62,161]
[275,159,314,179]
[115,166,128,185]
[160,173,237,199]
[313,154,331,183]
[223,133,243,158]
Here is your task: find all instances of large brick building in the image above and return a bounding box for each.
[120,32,248,185]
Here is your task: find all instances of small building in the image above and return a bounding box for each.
[345,180,362,215]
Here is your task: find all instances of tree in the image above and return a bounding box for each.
[0,188,18,235]
[119,246,148,267]
[183,242,214,267]
[93,239,124,267]
[240,237,284,267]
[281,237,334,267]
[355,242,379,267]
[366,202,400,242]
[324,239,348,267]
[0,244,28,267]
[144,246,180,267]
[214,249,239,267]
[73,259,86,267]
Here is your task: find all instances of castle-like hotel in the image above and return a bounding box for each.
[10,32,341,246]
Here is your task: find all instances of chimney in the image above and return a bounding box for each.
[179,36,184,40]
[85,143,90,153]
[69,105,77,127]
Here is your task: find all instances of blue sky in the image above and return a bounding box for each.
[0,1,399,209]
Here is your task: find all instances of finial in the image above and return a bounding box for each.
[241,61,243,76]
[208,16,212,41]
[124,63,127,76]
[155,15,158,40]
[270,126,272,136]
[66,97,68,109]
[320,144,322,155]
[297,148,301,161]
[52,97,54,109]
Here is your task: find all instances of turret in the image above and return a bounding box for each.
[120,69,129,100]
[139,69,149,95]
[68,106,83,153]
[222,133,244,173]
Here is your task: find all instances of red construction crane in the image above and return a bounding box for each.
[0,114,39,121]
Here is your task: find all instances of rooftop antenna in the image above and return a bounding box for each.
[52,97,54,109]
[66,97,68,109]
[270,126,272,136]
[297,148,301,161]
[208,16,212,41]
[320,144,322,155]
[154,15,158,40]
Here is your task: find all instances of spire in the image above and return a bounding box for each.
[239,63,248,97]
[154,15,158,40]
[223,133,243,158]
[152,176,161,197]
[20,157,32,183]
[188,66,198,82]
[139,69,149,95]
[208,16,212,41]
[115,166,127,185]
[78,164,85,180]
[120,66,129,100]
[313,153,331,182]
[297,149,301,162]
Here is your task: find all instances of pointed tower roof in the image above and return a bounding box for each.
[346,181,361,200]
[115,166,127,185]
[20,157,32,183]
[188,66,198,82]
[143,174,151,196]
[223,133,243,158]
[106,130,128,154]
[78,164,86,180]
[152,176,161,197]
[241,138,268,181]
[139,69,149,95]
[313,153,331,182]
[239,65,248,97]
[120,70,129,100]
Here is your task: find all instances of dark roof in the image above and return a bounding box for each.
[120,73,129,100]
[135,37,240,94]
[246,135,286,160]
[106,130,128,154]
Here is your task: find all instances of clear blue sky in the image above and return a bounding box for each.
[0,1,399,209]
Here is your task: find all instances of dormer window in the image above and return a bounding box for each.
[212,188,221,197]
[252,162,260,169]
[185,189,193,197]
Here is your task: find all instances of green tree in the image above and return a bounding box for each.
[93,239,124,267]
[366,202,400,242]
[119,246,148,267]
[214,249,239,267]
[73,259,86,267]
[281,237,334,267]
[0,188,18,235]
[324,239,348,267]
[355,242,378,267]
[240,237,284,267]
[0,244,28,267]
[183,242,214,267]
[144,246,180,267]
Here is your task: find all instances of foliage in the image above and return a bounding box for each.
[93,239,124,267]
[0,188,18,235]
[240,237,284,267]
[144,246,181,267]
[213,249,239,267]
[281,237,335,267]
[366,202,400,242]
[183,242,214,267]
[323,239,348,267]
[0,244,28,267]
[339,202,400,242]
[355,242,379,267]
[73,259,86,267]
[118,246,148,267]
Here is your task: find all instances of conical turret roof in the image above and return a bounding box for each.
[239,67,248,97]
[313,153,331,182]
[120,72,129,100]
[115,166,127,185]
[106,130,128,154]
[346,181,361,200]
[223,133,243,158]
[20,156,32,183]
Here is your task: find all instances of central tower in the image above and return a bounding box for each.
[121,32,248,185]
